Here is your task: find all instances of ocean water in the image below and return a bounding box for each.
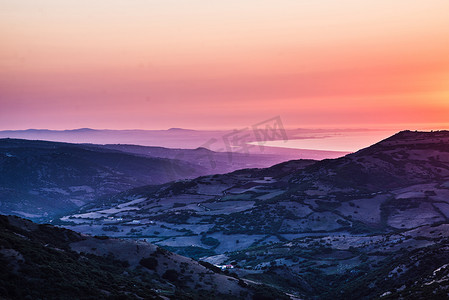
[253,130,401,152]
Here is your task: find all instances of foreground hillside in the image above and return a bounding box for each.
[0,128,349,160]
[0,215,287,300]
[60,130,449,298]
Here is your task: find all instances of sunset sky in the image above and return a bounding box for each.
[1,0,449,130]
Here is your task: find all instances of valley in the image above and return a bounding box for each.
[52,130,449,298]
[0,138,304,221]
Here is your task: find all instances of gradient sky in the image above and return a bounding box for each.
[1,0,448,130]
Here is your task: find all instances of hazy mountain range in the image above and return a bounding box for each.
[0,128,352,158]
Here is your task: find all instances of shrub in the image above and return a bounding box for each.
[200,236,220,247]
[199,261,221,273]
[102,226,119,232]
[252,284,290,300]
[238,279,247,287]
[139,257,158,270]
[162,269,179,282]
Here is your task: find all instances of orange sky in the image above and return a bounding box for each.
[1,0,448,130]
